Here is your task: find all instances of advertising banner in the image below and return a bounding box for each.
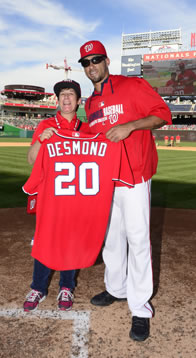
[121,55,142,76]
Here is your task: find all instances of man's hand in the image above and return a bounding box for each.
[105,116,167,142]
[39,127,57,142]
[28,127,57,165]
[106,123,133,142]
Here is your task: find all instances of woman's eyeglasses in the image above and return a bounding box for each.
[81,55,106,68]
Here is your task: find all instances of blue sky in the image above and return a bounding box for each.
[0,0,195,97]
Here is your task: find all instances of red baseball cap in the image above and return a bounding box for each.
[78,40,107,62]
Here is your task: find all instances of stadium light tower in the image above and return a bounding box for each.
[46,58,82,79]
[122,29,182,54]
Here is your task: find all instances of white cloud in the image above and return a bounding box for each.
[0,0,101,71]
[0,0,100,35]
[0,18,8,31]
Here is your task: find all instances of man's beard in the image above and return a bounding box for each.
[87,62,108,84]
[91,75,104,84]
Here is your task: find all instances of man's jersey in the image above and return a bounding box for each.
[177,69,196,94]
[23,129,134,270]
[166,80,177,87]
[85,75,172,184]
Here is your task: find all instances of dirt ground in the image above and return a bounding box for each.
[0,206,195,358]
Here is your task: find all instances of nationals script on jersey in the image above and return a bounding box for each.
[23,129,134,270]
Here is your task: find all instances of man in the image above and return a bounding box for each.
[78,40,172,341]
[166,72,177,88]
[177,62,196,95]
[165,72,178,95]
[24,80,89,312]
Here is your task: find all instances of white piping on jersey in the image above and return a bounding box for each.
[112,179,134,187]
[55,131,101,141]
[22,187,38,196]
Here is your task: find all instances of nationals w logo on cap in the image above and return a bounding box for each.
[78,40,107,62]
[84,43,93,53]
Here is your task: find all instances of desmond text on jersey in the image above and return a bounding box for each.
[47,140,107,158]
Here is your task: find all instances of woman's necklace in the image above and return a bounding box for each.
[54,115,79,131]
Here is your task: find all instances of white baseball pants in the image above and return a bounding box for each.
[103,180,153,318]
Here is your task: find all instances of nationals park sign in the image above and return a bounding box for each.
[143,50,196,62]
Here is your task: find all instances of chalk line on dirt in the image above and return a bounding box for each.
[0,308,90,358]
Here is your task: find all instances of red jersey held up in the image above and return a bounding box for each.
[22,129,134,270]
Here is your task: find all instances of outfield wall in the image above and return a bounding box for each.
[1,124,196,142]
[153,129,196,142]
[0,124,34,138]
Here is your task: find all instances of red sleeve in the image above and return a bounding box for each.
[132,78,172,125]
[31,121,46,145]
[31,118,56,144]
[23,144,45,194]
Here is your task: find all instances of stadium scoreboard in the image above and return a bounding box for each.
[121,50,196,97]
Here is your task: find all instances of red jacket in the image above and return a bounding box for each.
[85,75,172,184]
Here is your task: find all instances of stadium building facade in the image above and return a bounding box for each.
[0,84,86,137]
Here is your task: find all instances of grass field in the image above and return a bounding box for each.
[0,147,31,208]
[0,137,32,142]
[1,136,196,147]
[0,144,196,209]
[152,150,196,209]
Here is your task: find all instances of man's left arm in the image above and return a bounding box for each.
[106,115,166,143]
[106,78,172,142]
